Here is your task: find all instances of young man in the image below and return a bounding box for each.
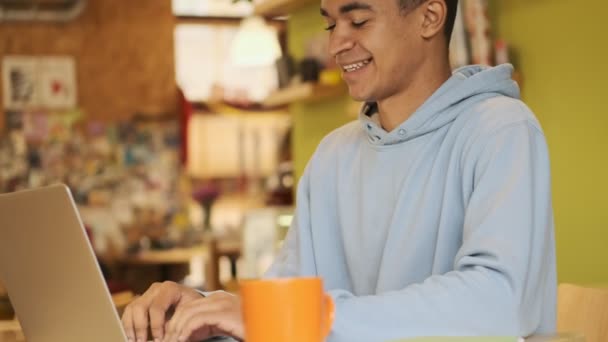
[122,0,556,341]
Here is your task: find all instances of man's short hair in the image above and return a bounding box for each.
[399,0,459,44]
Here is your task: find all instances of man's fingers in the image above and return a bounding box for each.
[165,299,207,339]
[149,282,182,341]
[132,304,149,342]
[120,282,202,342]
[121,283,164,341]
[179,313,221,342]
[167,296,233,341]
[121,305,135,342]
[180,310,234,342]
[148,305,166,342]
[164,303,199,342]
[164,300,201,342]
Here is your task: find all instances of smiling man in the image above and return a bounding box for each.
[122,1,557,341]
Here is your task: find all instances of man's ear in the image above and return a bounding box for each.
[420,0,447,40]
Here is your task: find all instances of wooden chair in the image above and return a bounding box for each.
[205,237,241,293]
[0,320,24,342]
[557,283,608,342]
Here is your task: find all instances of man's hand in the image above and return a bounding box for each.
[163,291,244,342]
[121,281,202,342]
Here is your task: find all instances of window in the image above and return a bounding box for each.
[174,23,280,104]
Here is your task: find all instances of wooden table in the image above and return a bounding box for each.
[389,335,584,342]
[118,246,208,265]
[112,238,241,293]
[0,322,585,342]
[526,333,585,342]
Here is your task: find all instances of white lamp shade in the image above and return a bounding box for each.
[230,16,282,67]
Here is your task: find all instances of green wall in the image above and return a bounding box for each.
[494,0,608,285]
[289,0,608,285]
[288,4,353,178]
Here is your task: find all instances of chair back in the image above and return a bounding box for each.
[557,283,608,342]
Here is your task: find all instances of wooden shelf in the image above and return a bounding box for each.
[254,0,316,17]
[262,82,347,107]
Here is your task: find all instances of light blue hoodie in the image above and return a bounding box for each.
[265,64,557,341]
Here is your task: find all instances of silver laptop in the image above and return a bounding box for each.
[0,184,128,342]
[0,184,236,342]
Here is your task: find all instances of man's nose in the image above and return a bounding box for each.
[328,28,355,58]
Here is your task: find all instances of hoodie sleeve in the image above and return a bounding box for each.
[264,120,555,341]
[324,121,555,341]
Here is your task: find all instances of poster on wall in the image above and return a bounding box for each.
[2,56,39,110]
[2,55,77,110]
[38,57,77,109]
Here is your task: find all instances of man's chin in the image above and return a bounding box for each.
[347,87,371,102]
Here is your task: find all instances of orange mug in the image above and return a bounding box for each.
[240,277,335,342]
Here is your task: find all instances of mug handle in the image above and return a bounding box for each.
[322,294,335,339]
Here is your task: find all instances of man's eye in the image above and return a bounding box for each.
[325,24,336,31]
[352,20,368,28]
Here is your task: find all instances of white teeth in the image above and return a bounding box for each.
[343,59,371,72]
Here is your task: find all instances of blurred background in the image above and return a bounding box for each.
[0,0,606,321]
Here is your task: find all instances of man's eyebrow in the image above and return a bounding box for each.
[320,1,373,16]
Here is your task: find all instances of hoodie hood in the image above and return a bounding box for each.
[359,64,520,146]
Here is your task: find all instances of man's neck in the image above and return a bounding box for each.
[376,60,452,132]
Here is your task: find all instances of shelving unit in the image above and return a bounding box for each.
[262,82,347,107]
[254,0,316,17]
[255,0,349,106]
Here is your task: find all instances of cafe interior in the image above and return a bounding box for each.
[0,0,607,341]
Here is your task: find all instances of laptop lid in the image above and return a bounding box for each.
[0,184,127,342]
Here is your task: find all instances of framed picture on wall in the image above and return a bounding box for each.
[2,56,39,110]
[38,57,77,109]
[2,56,77,110]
